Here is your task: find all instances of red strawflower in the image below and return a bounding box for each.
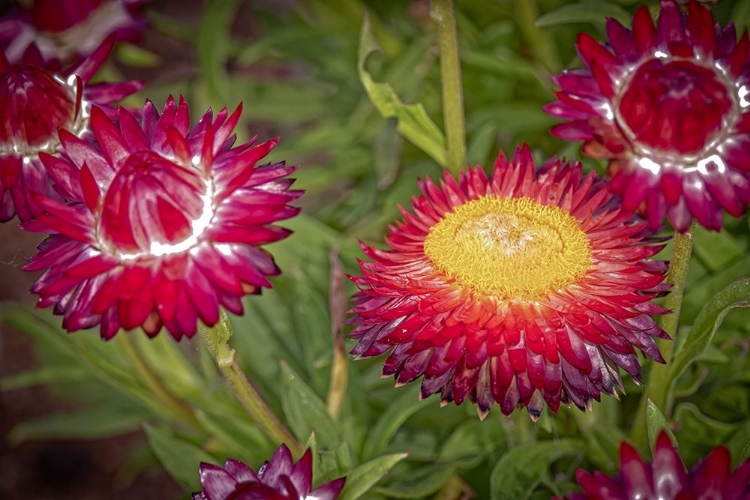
[193,446,345,500]
[23,95,301,340]
[0,41,142,222]
[349,145,669,419]
[0,0,147,64]
[561,431,750,500]
[545,0,750,232]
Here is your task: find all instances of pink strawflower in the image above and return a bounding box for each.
[193,446,345,500]
[0,0,147,64]
[561,431,750,500]
[23,95,301,340]
[349,145,669,419]
[0,41,142,222]
[546,0,750,231]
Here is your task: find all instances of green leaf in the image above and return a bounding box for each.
[726,419,750,466]
[144,423,216,492]
[490,440,582,500]
[374,461,461,499]
[339,453,408,500]
[439,419,506,465]
[9,406,145,444]
[732,0,750,31]
[0,366,85,391]
[535,2,631,28]
[362,385,424,460]
[196,410,275,463]
[358,13,446,166]
[646,399,676,453]
[280,361,342,448]
[197,0,238,102]
[669,279,750,387]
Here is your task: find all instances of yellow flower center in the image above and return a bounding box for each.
[423,195,592,300]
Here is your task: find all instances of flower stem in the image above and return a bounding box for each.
[431,0,466,175]
[631,223,695,449]
[118,333,201,430]
[199,311,301,456]
[514,0,560,73]
[326,248,349,421]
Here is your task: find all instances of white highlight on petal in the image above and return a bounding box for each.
[654,50,668,59]
[637,157,661,175]
[216,244,233,256]
[739,85,750,108]
[149,182,215,257]
[696,154,726,175]
[601,102,614,121]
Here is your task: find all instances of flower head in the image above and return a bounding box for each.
[561,431,750,500]
[0,41,142,221]
[23,95,301,340]
[349,145,669,419]
[193,446,345,500]
[545,0,750,232]
[0,0,147,64]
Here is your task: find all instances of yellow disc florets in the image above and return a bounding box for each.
[423,195,592,300]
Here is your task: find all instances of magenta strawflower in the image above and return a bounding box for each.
[349,145,669,419]
[193,446,345,500]
[0,41,142,222]
[23,95,301,340]
[0,0,147,64]
[560,431,750,500]
[545,0,750,232]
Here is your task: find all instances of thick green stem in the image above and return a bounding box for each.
[199,312,301,456]
[631,223,695,449]
[118,333,201,430]
[431,0,466,175]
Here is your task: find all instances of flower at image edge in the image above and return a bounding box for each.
[545,0,750,232]
[23,95,302,340]
[0,40,142,221]
[559,431,750,499]
[193,445,345,500]
[349,145,670,419]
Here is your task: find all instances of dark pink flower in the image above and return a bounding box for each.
[193,446,345,500]
[23,95,301,340]
[0,0,147,64]
[0,41,142,222]
[546,0,750,231]
[561,431,750,500]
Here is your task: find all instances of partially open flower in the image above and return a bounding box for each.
[349,145,669,419]
[546,0,750,231]
[193,446,345,500]
[561,431,750,499]
[0,41,142,222]
[23,95,301,340]
[0,0,147,64]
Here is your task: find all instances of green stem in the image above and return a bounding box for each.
[118,333,201,430]
[431,0,466,175]
[631,223,695,449]
[514,0,560,73]
[326,248,349,421]
[199,311,301,456]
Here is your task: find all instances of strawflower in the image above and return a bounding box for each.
[193,446,345,500]
[546,0,750,231]
[0,40,142,222]
[560,431,750,499]
[0,0,147,64]
[23,95,301,340]
[349,145,669,419]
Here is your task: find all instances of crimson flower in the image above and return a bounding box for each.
[0,41,142,222]
[349,145,669,419]
[193,446,345,500]
[23,95,301,340]
[0,0,147,64]
[561,431,750,500]
[545,0,750,231]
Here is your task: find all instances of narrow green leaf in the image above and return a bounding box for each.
[374,461,460,499]
[358,13,446,166]
[196,410,274,463]
[197,0,238,102]
[362,385,424,460]
[143,423,216,492]
[535,3,631,28]
[646,399,676,453]
[0,366,85,391]
[670,279,750,385]
[732,0,750,31]
[280,361,342,448]
[10,407,145,444]
[317,439,355,485]
[726,419,750,466]
[339,453,408,500]
[490,440,582,500]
